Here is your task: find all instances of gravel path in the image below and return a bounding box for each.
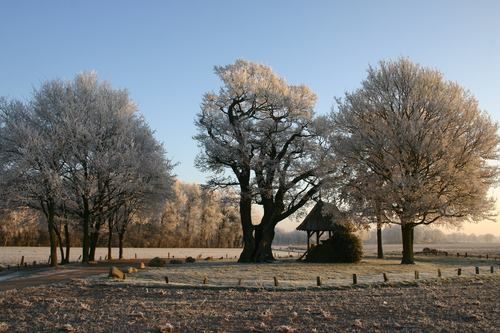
[0,276,498,332]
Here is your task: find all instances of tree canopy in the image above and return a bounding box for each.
[331,58,499,263]
[195,60,331,261]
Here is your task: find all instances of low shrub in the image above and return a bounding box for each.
[305,231,363,263]
[170,259,184,264]
[148,257,166,267]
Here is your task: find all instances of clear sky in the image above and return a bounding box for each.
[1,1,499,234]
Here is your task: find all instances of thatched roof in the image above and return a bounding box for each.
[296,200,351,232]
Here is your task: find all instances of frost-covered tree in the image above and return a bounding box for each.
[110,115,174,259]
[0,92,68,266]
[331,58,499,264]
[1,73,174,264]
[333,164,388,259]
[195,60,329,262]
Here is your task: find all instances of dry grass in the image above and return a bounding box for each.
[0,275,498,332]
[116,255,499,288]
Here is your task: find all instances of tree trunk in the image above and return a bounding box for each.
[89,231,99,261]
[237,192,255,263]
[64,223,70,264]
[253,226,275,262]
[107,228,113,260]
[401,223,415,264]
[47,202,58,267]
[52,223,66,264]
[82,198,90,263]
[118,231,125,259]
[376,223,384,259]
[375,201,384,259]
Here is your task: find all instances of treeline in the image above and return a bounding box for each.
[271,227,500,246]
[0,181,242,249]
[125,181,242,248]
[365,226,499,244]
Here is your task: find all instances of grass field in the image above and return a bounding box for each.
[1,246,499,332]
[108,255,499,289]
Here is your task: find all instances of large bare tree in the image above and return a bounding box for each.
[194,60,330,262]
[331,58,499,264]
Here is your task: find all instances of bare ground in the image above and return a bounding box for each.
[0,275,499,332]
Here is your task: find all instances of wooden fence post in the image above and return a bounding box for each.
[475,267,479,274]
[165,276,169,284]
[273,276,279,287]
[383,273,389,282]
[414,271,419,279]
[316,276,322,286]
[457,268,462,276]
[491,266,494,273]
[352,274,357,285]
[20,256,24,266]
[238,278,242,286]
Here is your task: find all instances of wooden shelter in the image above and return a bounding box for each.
[296,200,351,259]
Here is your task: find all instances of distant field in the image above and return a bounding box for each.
[0,247,253,265]
[1,242,499,265]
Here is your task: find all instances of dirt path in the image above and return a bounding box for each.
[0,261,141,291]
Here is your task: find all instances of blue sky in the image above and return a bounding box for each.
[1,1,499,184]
[1,1,499,234]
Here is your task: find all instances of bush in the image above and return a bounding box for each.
[148,257,166,267]
[170,259,183,264]
[305,231,363,263]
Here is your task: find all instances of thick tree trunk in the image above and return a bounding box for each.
[47,203,58,267]
[89,231,99,261]
[376,223,384,259]
[82,198,90,263]
[253,227,275,262]
[401,223,415,264]
[237,192,255,263]
[64,223,70,264]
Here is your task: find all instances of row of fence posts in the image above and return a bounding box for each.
[158,265,497,287]
[455,252,497,260]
